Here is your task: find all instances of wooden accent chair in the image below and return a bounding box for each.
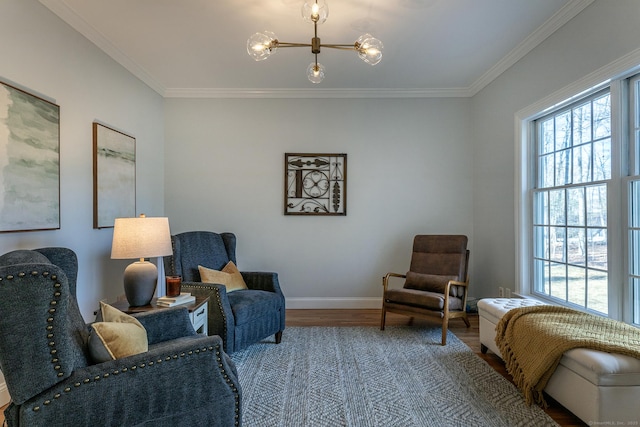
[380,235,470,345]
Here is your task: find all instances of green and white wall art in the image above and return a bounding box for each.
[0,81,60,232]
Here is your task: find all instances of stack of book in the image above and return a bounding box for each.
[157,292,196,307]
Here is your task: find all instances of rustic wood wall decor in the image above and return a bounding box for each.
[284,153,346,216]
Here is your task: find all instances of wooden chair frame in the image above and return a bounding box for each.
[380,257,470,345]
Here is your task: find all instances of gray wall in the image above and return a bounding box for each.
[0,0,166,320]
[164,97,473,307]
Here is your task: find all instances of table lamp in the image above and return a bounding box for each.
[111,214,172,306]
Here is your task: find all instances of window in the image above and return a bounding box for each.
[532,90,611,315]
[628,75,640,324]
[518,53,640,326]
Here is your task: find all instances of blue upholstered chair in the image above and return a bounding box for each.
[0,247,241,426]
[164,231,285,353]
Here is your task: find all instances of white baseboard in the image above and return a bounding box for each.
[286,297,382,309]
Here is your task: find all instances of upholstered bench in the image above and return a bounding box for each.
[478,298,640,424]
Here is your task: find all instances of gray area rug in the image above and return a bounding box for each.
[231,326,558,427]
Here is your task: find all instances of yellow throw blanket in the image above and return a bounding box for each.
[495,305,640,406]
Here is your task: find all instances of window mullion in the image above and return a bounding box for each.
[607,79,625,320]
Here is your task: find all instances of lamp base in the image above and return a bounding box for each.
[123,261,158,306]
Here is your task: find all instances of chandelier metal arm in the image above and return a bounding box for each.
[319,44,357,50]
[274,42,356,50]
[275,42,313,48]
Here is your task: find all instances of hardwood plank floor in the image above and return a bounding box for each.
[0,309,586,426]
[286,309,587,427]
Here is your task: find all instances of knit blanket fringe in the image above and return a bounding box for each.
[495,305,640,407]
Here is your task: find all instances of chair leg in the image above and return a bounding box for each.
[408,316,414,326]
[380,306,386,331]
[462,314,470,328]
[441,321,448,346]
[275,331,283,344]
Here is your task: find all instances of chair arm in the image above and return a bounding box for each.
[447,279,468,287]
[181,281,235,350]
[382,272,406,292]
[443,277,470,311]
[17,335,241,427]
[241,271,282,294]
[132,307,196,345]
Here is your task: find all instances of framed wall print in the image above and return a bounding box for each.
[0,81,60,232]
[284,153,347,216]
[93,122,135,228]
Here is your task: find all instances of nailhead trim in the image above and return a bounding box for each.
[29,343,241,417]
[0,269,66,413]
[47,272,64,386]
[214,346,241,425]
[183,284,228,349]
[213,287,228,341]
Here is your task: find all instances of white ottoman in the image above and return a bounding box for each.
[478,298,640,425]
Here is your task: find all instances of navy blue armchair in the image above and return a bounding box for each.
[164,231,285,353]
[0,248,241,426]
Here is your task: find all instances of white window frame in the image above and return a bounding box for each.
[624,73,640,325]
[516,49,640,323]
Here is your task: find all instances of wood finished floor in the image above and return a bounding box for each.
[0,309,586,426]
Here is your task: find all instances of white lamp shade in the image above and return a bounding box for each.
[111,216,172,259]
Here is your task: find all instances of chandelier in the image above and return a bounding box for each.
[247,0,384,84]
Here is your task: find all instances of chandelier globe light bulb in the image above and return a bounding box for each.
[247,31,278,61]
[306,62,325,84]
[302,0,328,24]
[356,34,384,66]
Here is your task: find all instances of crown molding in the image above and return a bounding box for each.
[468,0,595,96]
[162,87,472,99]
[39,0,167,95]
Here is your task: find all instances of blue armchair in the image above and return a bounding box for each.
[164,231,285,353]
[0,248,241,426]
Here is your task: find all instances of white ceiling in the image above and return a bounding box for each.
[39,0,593,98]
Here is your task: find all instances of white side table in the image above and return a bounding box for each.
[188,297,208,335]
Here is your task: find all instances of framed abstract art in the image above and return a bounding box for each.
[284,153,347,216]
[0,81,60,232]
[93,122,136,228]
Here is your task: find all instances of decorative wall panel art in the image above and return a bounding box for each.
[93,122,136,228]
[284,153,346,215]
[0,81,60,232]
